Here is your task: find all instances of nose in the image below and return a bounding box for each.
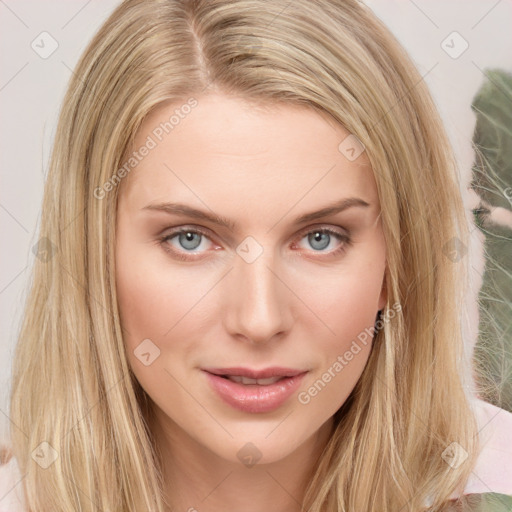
[223,246,294,345]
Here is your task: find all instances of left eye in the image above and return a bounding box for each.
[295,228,350,252]
[159,226,350,259]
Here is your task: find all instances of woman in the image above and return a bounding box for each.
[1,0,511,510]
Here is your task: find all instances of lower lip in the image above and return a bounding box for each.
[203,371,308,413]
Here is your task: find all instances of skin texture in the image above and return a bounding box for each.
[115,92,387,512]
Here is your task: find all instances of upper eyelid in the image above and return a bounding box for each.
[296,224,348,236]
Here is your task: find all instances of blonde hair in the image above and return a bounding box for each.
[8,0,482,510]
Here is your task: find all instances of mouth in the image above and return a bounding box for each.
[216,375,288,385]
[201,367,308,413]
[202,366,306,380]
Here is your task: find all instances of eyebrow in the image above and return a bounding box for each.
[142,197,370,231]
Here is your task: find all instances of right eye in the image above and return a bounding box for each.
[158,226,220,261]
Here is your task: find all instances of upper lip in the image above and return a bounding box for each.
[202,367,307,379]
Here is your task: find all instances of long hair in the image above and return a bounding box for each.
[8,0,481,510]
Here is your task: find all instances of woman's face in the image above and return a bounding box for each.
[115,92,387,465]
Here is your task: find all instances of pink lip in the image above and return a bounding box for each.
[202,369,308,413]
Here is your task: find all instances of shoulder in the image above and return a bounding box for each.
[0,449,26,512]
[450,398,512,499]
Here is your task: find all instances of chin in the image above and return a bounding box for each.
[203,424,317,468]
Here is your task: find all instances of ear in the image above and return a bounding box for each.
[377,272,387,311]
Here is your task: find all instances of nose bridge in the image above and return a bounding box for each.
[226,238,290,343]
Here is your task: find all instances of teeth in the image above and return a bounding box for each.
[226,375,284,385]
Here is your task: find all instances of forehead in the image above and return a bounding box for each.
[119,93,378,219]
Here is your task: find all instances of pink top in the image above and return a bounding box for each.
[0,398,511,511]
[448,398,512,498]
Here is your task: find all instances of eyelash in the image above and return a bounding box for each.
[157,225,352,261]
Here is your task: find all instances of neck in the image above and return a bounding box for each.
[148,407,334,512]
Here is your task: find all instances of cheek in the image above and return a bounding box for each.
[116,256,167,342]
[296,256,384,337]
[293,247,384,397]
[295,268,381,413]
[115,242,191,354]
[116,231,207,334]
[115,248,201,403]
[115,242,221,385]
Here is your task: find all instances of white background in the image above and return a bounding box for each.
[1,0,511,445]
